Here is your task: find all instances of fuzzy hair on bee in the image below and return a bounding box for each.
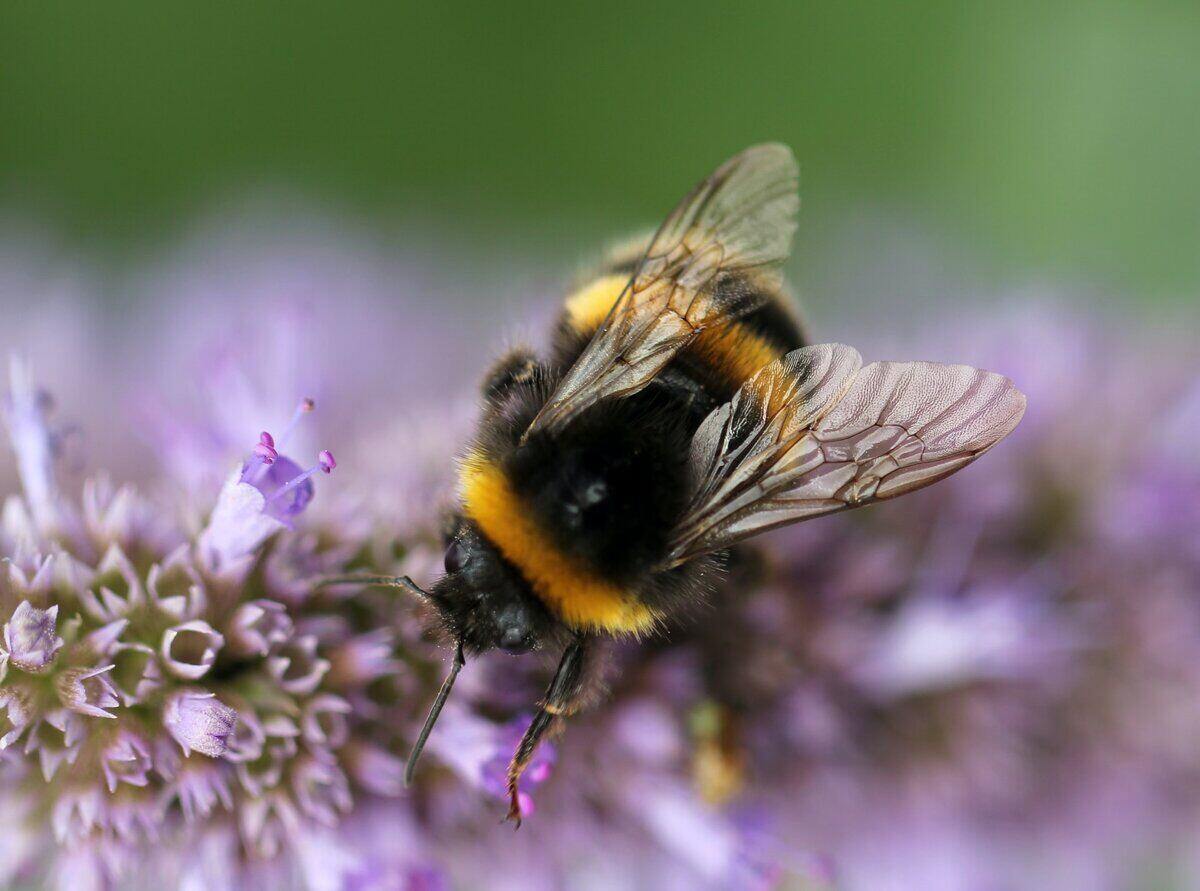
[470,341,728,621]
[327,143,1028,826]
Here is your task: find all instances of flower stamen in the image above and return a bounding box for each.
[253,432,278,466]
[276,398,315,450]
[266,451,338,505]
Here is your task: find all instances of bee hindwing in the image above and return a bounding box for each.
[665,343,1027,566]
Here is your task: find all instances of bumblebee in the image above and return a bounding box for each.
[332,144,1026,824]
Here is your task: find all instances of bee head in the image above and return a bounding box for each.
[428,521,552,656]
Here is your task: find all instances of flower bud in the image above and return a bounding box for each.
[164,690,237,758]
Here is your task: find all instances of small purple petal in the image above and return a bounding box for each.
[225,709,266,763]
[168,761,235,823]
[100,731,153,792]
[82,619,129,658]
[0,684,35,749]
[249,456,315,523]
[164,690,237,758]
[291,757,353,826]
[328,629,397,686]
[55,665,120,719]
[3,600,64,673]
[3,358,62,531]
[226,599,293,658]
[301,694,353,750]
[160,620,225,680]
[267,635,330,696]
[198,470,288,573]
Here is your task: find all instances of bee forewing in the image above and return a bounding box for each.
[525,144,799,438]
[667,346,1026,565]
[638,141,799,291]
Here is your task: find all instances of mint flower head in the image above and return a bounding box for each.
[3,229,1198,891]
[0,361,456,889]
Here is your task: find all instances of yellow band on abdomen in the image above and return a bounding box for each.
[459,452,660,636]
[564,275,783,391]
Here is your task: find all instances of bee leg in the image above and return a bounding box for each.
[482,348,542,400]
[689,546,774,804]
[504,633,591,827]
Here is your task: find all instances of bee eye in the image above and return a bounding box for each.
[443,539,467,574]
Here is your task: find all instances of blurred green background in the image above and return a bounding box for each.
[2,1,1198,304]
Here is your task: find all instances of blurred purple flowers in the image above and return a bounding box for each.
[0,228,1196,891]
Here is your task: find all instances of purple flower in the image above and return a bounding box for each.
[3,600,64,673]
[267,633,331,696]
[164,690,238,757]
[160,620,225,680]
[3,358,62,533]
[169,761,235,824]
[0,247,483,889]
[327,629,399,686]
[54,665,120,719]
[4,222,1200,890]
[0,684,36,749]
[301,693,353,750]
[100,731,153,792]
[226,599,293,658]
[198,402,336,575]
[291,756,353,826]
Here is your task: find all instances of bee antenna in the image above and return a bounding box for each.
[404,640,465,786]
[317,574,431,602]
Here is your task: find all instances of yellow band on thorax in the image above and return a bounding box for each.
[459,452,660,636]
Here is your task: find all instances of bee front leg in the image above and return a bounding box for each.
[482,348,542,401]
[505,633,591,827]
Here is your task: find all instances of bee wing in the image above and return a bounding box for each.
[524,143,799,438]
[665,344,1027,566]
